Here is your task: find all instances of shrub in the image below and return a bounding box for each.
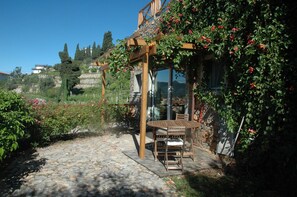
[30,101,104,145]
[0,90,34,160]
[39,77,55,92]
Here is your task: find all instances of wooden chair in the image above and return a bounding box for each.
[153,127,167,161]
[175,113,189,121]
[175,113,195,161]
[164,126,186,171]
[153,114,188,161]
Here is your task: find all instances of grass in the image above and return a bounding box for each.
[165,169,268,197]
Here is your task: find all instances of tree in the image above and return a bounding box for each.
[63,43,68,56]
[92,42,101,60]
[74,44,85,61]
[39,77,55,92]
[101,31,114,54]
[5,67,24,90]
[86,45,91,58]
[10,67,23,79]
[57,43,81,101]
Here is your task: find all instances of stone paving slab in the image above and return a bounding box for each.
[123,145,222,177]
[0,134,177,197]
[0,131,223,197]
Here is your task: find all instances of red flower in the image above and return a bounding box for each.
[250,82,256,89]
[178,13,183,17]
[233,46,239,52]
[248,128,256,135]
[218,25,224,29]
[247,39,255,45]
[201,36,206,40]
[174,18,180,24]
[258,43,266,50]
[211,26,216,31]
[248,66,254,74]
[206,38,212,43]
[230,34,235,42]
[188,29,193,34]
[232,27,239,32]
[203,45,209,49]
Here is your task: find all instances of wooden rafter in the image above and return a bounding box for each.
[129,45,157,63]
[127,38,147,47]
[127,35,198,50]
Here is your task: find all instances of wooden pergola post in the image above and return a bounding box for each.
[101,69,106,123]
[139,47,149,159]
[96,61,108,125]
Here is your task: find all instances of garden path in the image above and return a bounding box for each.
[0,130,223,196]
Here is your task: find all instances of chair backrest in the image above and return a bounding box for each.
[167,126,186,136]
[176,113,189,121]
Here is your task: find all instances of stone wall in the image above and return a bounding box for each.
[192,103,220,153]
[75,73,101,89]
[41,73,101,89]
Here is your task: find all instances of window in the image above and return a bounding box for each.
[203,59,224,90]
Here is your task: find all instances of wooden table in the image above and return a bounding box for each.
[147,120,199,129]
[147,120,200,161]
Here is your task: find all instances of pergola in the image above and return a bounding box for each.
[97,0,199,159]
[127,37,198,159]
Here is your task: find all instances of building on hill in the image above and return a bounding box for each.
[0,71,9,80]
[32,65,47,74]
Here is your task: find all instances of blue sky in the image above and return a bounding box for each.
[0,0,149,74]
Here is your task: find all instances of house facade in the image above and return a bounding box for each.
[32,65,47,74]
[0,72,9,81]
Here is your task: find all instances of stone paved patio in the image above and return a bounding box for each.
[124,131,223,177]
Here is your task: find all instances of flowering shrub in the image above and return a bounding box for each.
[29,102,104,145]
[0,90,34,160]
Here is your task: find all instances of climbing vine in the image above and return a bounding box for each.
[107,0,294,152]
[156,0,291,151]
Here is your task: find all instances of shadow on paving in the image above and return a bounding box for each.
[10,171,170,197]
[0,149,47,196]
[124,131,223,177]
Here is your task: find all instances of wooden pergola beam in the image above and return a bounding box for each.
[130,45,157,63]
[182,43,197,50]
[127,38,147,47]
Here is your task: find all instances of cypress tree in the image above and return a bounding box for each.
[63,43,69,56]
[86,45,91,58]
[74,44,80,61]
[101,31,114,54]
[92,42,101,60]
[57,43,81,101]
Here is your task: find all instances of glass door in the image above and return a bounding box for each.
[152,69,186,120]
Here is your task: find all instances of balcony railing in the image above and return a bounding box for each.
[138,0,169,29]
